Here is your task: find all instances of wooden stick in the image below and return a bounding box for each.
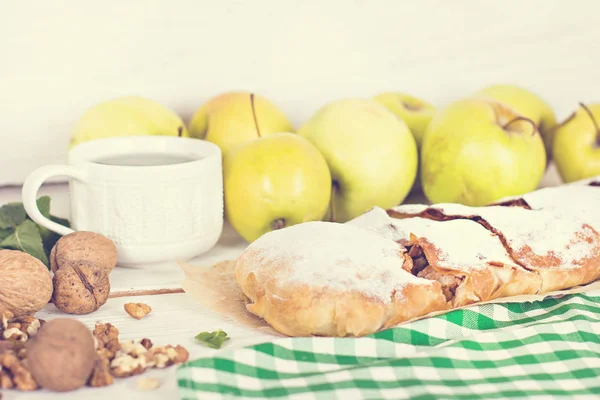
[108,287,185,298]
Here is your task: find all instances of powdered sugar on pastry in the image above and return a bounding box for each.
[350,207,518,271]
[390,203,429,215]
[393,203,597,267]
[566,175,600,186]
[242,221,429,303]
[347,206,409,243]
[398,218,518,271]
[501,185,600,232]
[449,205,596,267]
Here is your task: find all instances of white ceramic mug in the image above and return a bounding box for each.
[22,136,224,266]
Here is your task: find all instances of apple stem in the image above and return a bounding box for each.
[502,116,538,136]
[402,102,422,112]
[578,102,600,146]
[250,93,261,138]
[178,126,183,137]
[547,111,575,144]
[270,218,286,231]
[552,111,577,134]
[329,181,338,222]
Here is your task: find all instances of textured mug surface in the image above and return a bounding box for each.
[22,136,224,266]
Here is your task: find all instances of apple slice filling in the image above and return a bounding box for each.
[405,243,465,304]
[401,232,547,307]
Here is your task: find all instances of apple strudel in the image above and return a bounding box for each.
[234,180,600,338]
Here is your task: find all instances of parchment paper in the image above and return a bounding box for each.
[179,260,285,337]
[179,259,600,338]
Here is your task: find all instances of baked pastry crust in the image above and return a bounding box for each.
[235,221,449,337]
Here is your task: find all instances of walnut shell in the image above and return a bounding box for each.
[52,261,110,315]
[0,250,53,318]
[26,318,96,392]
[50,231,117,273]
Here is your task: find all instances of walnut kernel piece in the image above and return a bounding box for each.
[148,344,189,368]
[93,322,120,359]
[2,340,25,356]
[124,303,152,319]
[19,317,41,337]
[0,368,14,389]
[0,351,38,391]
[140,338,153,349]
[1,311,14,329]
[3,327,27,342]
[50,231,117,273]
[97,348,114,364]
[0,341,14,355]
[17,348,26,359]
[136,377,161,391]
[88,356,114,388]
[52,261,110,315]
[110,352,148,377]
[151,352,169,369]
[120,340,148,357]
[169,345,190,364]
[6,322,20,330]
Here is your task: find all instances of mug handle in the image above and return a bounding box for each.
[21,165,87,236]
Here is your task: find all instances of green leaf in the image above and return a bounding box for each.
[36,196,51,218]
[39,227,58,259]
[50,215,70,228]
[0,228,12,241]
[0,220,49,267]
[194,329,230,349]
[33,195,55,257]
[0,202,27,229]
[0,196,70,263]
[20,196,71,258]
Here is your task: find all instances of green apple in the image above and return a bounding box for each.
[189,91,294,157]
[223,132,331,242]
[297,99,418,222]
[421,97,546,206]
[474,84,557,161]
[373,92,436,194]
[553,103,600,183]
[70,96,188,148]
[373,92,436,148]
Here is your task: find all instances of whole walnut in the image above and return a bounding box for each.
[52,261,110,315]
[50,231,117,273]
[26,318,96,392]
[0,250,53,317]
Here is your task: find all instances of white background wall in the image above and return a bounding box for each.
[2,0,599,186]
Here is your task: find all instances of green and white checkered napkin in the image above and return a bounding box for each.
[177,292,600,399]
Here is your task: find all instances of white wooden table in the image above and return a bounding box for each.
[0,166,563,399]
